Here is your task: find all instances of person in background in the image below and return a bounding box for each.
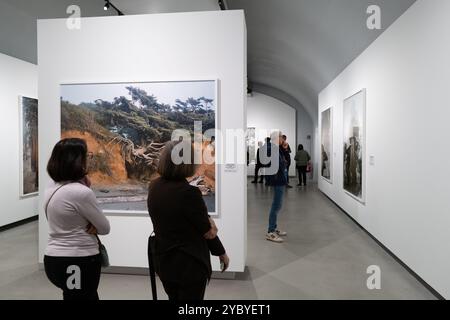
[295,144,311,187]
[147,140,229,301]
[44,138,110,300]
[251,141,265,184]
[321,144,329,177]
[281,135,293,189]
[265,131,288,243]
[247,146,250,167]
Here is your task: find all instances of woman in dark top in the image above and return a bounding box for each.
[147,140,229,301]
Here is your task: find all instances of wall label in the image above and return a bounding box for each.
[224,163,237,172]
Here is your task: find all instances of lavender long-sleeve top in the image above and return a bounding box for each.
[44,181,110,257]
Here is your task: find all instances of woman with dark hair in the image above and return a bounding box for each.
[147,140,229,300]
[44,138,110,300]
[294,144,311,186]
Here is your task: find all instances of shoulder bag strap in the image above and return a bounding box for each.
[44,183,68,220]
[94,234,103,245]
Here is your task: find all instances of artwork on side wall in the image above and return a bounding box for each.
[343,89,366,203]
[20,96,39,197]
[321,107,332,183]
[60,80,218,216]
[246,127,256,165]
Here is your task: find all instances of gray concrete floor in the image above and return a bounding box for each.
[0,181,437,300]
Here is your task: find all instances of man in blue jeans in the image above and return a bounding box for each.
[264,131,288,243]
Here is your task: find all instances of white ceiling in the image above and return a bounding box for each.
[227,0,417,121]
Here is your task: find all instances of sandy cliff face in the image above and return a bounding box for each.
[62,130,216,196]
[189,141,216,193]
[62,130,128,187]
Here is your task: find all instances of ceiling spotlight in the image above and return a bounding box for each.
[103,0,124,16]
[218,0,227,10]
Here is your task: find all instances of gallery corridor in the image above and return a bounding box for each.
[0,180,437,300]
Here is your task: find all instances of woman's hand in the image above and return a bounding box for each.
[204,217,218,239]
[219,254,230,273]
[86,223,98,235]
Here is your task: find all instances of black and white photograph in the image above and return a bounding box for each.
[321,107,332,182]
[246,127,256,165]
[343,89,365,202]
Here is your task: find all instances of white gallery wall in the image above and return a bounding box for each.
[318,0,450,298]
[0,53,38,227]
[247,92,296,176]
[38,11,247,272]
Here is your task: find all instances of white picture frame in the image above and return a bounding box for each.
[19,95,39,198]
[342,89,366,204]
[321,106,333,184]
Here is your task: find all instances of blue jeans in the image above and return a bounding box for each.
[268,185,285,233]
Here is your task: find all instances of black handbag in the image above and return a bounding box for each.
[95,235,110,268]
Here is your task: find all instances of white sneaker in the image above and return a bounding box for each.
[266,232,284,243]
[276,230,287,237]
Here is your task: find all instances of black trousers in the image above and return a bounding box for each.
[297,166,307,185]
[253,163,264,182]
[158,250,209,301]
[162,279,207,301]
[44,254,101,300]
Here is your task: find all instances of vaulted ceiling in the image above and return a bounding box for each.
[227,0,417,122]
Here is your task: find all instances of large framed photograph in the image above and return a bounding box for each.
[246,127,256,165]
[321,107,332,183]
[19,96,39,197]
[343,89,366,204]
[60,80,219,216]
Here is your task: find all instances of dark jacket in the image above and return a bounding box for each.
[147,177,225,283]
[265,145,288,187]
[281,144,292,166]
[256,148,261,166]
[295,150,311,167]
[259,142,272,168]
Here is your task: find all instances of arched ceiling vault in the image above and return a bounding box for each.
[228,0,417,123]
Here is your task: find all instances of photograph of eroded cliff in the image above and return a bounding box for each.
[61,81,216,214]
